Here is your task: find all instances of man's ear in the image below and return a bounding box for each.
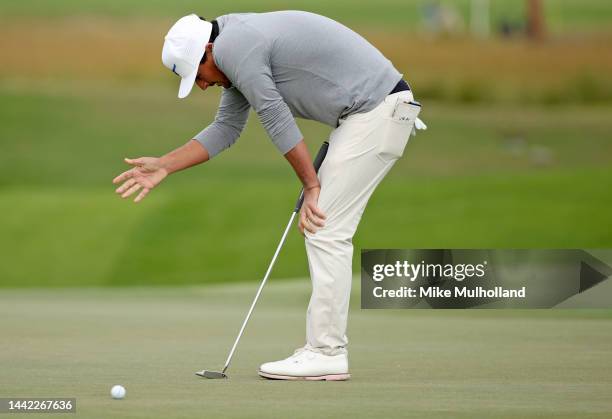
[205,42,214,55]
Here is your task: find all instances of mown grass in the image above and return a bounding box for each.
[2,81,612,185]
[1,82,611,287]
[1,3,611,287]
[3,169,610,287]
[1,283,611,418]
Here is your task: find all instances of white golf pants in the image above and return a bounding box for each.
[304,90,420,355]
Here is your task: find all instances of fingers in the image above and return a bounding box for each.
[113,158,156,203]
[115,178,136,195]
[121,183,142,199]
[305,205,325,228]
[134,188,150,203]
[114,178,151,203]
[299,205,325,235]
[298,212,305,236]
[125,157,144,167]
[301,216,317,235]
[112,158,145,184]
[112,168,134,185]
[310,204,327,221]
[298,210,313,235]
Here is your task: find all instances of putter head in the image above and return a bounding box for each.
[195,370,228,379]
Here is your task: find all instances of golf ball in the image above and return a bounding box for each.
[110,385,126,400]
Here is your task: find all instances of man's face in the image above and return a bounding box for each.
[195,43,231,91]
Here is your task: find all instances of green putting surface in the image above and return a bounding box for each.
[1,280,611,418]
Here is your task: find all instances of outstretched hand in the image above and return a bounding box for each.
[112,157,168,203]
[298,186,326,235]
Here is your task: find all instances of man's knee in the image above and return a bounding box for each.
[305,226,352,253]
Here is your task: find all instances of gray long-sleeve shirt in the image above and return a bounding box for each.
[194,11,403,158]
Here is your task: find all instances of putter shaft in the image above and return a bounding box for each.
[221,210,298,373]
[197,141,329,379]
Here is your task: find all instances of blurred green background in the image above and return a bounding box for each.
[1,0,611,287]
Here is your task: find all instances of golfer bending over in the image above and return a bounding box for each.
[113,11,423,381]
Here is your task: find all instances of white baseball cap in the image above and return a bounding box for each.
[162,14,213,99]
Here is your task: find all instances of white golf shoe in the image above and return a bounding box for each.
[258,347,350,381]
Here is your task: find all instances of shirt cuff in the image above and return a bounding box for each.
[193,124,236,159]
[271,121,303,155]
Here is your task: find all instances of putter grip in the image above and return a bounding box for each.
[294,141,329,212]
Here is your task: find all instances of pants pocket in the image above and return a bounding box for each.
[377,100,421,163]
[377,118,411,162]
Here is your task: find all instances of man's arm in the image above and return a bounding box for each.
[222,42,324,232]
[113,86,249,203]
[216,26,303,156]
[194,87,250,158]
[214,30,323,231]
[160,139,209,174]
[112,140,209,203]
[284,140,327,235]
[284,140,320,190]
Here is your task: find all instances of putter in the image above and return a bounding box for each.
[196,141,330,379]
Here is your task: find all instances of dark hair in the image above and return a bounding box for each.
[198,17,219,64]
